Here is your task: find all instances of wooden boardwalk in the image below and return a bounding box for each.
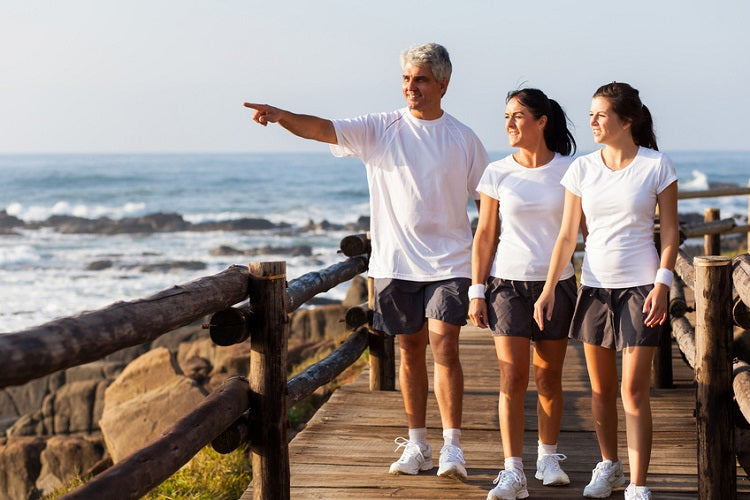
[242,326,750,499]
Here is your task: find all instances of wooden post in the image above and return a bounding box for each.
[694,256,735,500]
[653,318,673,388]
[248,261,290,500]
[704,208,721,256]
[367,277,395,391]
[652,221,673,388]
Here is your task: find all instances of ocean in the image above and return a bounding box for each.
[1,151,748,333]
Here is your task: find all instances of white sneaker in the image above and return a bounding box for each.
[624,483,652,500]
[486,468,529,500]
[437,444,467,481]
[535,452,570,486]
[388,437,433,475]
[583,459,626,498]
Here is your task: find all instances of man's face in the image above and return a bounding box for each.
[401,63,446,119]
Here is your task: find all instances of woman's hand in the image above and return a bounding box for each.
[468,298,489,329]
[533,289,555,331]
[643,283,669,327]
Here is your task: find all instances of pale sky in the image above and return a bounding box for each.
[1,1,747,154]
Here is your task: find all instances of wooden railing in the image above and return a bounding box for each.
[650,186,750,499]
[0,233,391,500]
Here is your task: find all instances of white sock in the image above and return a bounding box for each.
[408,428,428,449]
[627,483,649,492]
[504,456,523,471]
[443,428,461,448]
[538,441,558,456]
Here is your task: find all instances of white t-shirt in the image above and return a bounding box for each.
[477,153,575,281]
[330,108,489,280]
[561,147,677,288]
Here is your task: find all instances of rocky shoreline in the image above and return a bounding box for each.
[0,210,370,236]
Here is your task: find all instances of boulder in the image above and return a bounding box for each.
[35,435,105,497]
[288,304,348,343]
[342,275,368,307]
[177,338,251,390]
[0,436,45,500]
[99,348,208,463]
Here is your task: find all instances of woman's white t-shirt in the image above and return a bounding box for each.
[330,108,489,281]
[561,147,677,288]
[477,153,575,281]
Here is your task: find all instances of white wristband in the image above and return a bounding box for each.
[468,283,486,300]
[654,268,673,288]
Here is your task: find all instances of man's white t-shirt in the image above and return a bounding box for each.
[477,153,575,281]
[561,147,677,288]
[330,108,489,281]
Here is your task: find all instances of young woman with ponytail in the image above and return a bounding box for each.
[469,88,577,499]
[533,82,678,500]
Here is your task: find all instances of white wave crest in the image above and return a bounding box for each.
[5,201,147,221]
[681,169,709,191]
[0,245,41,266]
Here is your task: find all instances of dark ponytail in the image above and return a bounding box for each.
[506,88,576,156]
[593,82,658,150]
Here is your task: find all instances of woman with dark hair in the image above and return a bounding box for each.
[469,88,577,500]
[534,82,678,500]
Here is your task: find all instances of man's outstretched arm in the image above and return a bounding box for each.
[243,103,337,144]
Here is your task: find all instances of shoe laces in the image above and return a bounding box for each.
[539,452,567,470]
[493,467,523,487]
[441,444,465,464]
[591,460,615,481]
[393,436,424,462]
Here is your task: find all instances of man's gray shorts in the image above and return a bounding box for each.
[569,285,660,351]
[486,276,576,341]
[372,277,471,335]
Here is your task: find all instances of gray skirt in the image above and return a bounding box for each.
[569,285,660,351]
[486,276,577,341]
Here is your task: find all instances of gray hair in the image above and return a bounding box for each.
[400,43,452,83]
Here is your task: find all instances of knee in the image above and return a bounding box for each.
[534,370,562,399]
[591,384,618,407]
[620,382,650,412]
[431,341,460,366]
[499,367,529,396]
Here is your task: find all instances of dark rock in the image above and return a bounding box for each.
[0,210,24,229]
[191,217,285,231]
[342,275,368,307]
[182,356,212,383]
[209,245,245,256]
[137,260,207,273]
[0,436,45,500]
[35,434,106,497]
[86,260,113,271]
[288,304,348,343]
[209,244,313,257]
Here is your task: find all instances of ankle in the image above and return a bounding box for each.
[442,428,461,448]
[504,456,523,472]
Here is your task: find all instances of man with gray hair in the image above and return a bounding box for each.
[244,42,488,481]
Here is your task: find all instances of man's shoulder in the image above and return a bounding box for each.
[334,109,406,129]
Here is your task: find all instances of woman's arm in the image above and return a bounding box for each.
[643,181,679,326]
[468,192,500,328]
[533,189,582,330]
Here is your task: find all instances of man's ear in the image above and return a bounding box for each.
[440,79,449,98]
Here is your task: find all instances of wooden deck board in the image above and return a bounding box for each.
[241,326,750,498]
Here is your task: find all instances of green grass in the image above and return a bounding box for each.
[46,446,251,500]
[144,446,251,500]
